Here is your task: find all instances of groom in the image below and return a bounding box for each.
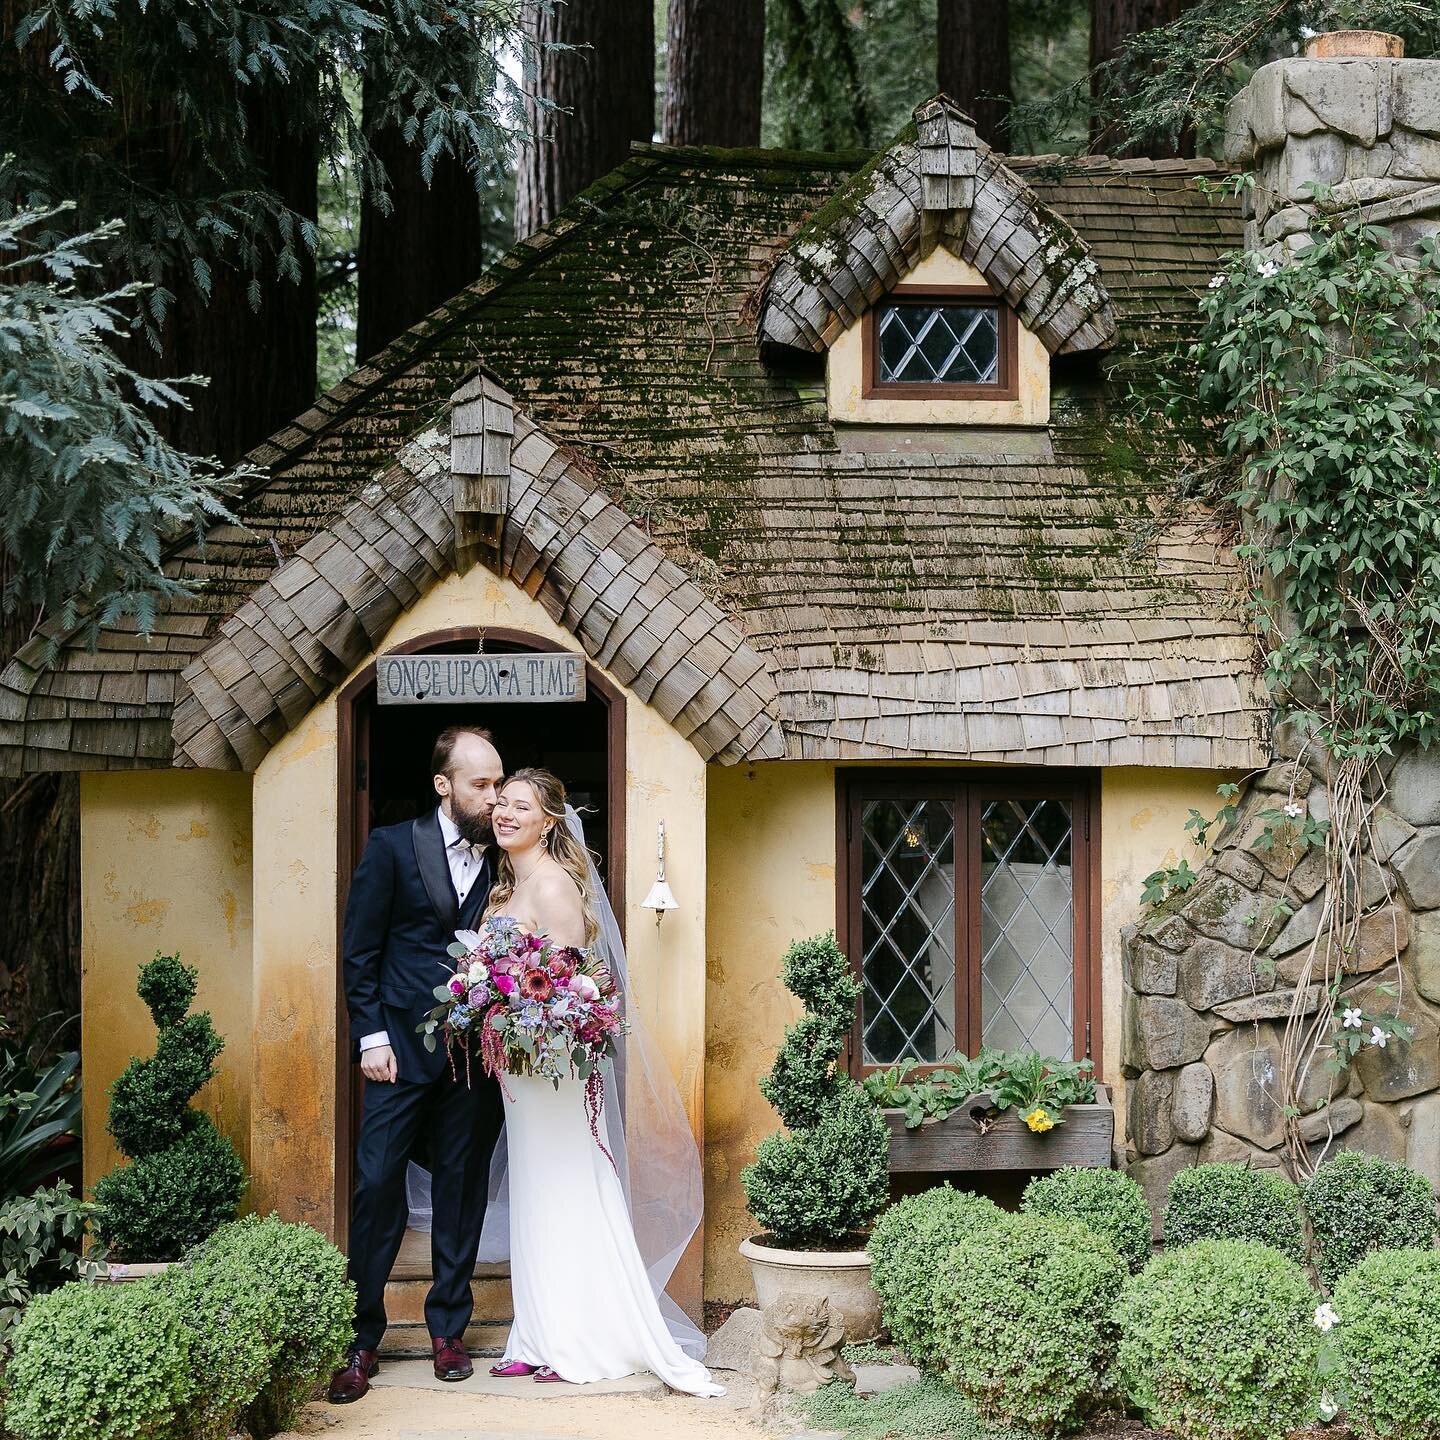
[329,725,507,1403]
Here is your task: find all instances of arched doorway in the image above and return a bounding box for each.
[334,626,626,1270]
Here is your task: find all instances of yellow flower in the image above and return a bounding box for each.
[1025,1107,1055,1133]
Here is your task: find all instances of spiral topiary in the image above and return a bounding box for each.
[93,952,246,1260]
[741,932,889,1247]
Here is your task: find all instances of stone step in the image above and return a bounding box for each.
[378,1318,510,1357]
[384,1273,513,1323]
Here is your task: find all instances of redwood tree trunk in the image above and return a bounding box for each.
[116,102,319,464]
[662,0,765,148]
[937,0,1011,149]
[514,0,655,239]
[356,82,492,364]
[1090,0,1195,157]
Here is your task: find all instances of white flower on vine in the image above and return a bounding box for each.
[1342,1008,1364,1030]
[1208,274,1225,289]
[1314,1302,1339,1332]
[1254,256,1281,279]
[1370,1027,1389,1049]
[1284,801,1303,818]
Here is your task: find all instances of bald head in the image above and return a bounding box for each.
[433,727,503,844]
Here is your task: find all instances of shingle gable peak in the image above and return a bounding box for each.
[758,94,1118,358]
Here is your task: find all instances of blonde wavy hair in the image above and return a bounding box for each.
[486,767,600,947]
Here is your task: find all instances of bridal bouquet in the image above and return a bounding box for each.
[418,916,626,1152]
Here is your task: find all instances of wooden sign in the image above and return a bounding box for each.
[376,652,586,705]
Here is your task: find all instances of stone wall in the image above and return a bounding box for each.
[1225,51,1440,258]
[1122,740,1440,1223]
[1125,47,1440,1227]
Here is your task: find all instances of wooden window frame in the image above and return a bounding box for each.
[835,767,1101,1079]
[863,285,1020,401]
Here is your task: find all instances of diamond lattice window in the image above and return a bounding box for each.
[844,777,1093,1071]
[876,302,1001,386]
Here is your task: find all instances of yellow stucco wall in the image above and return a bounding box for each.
[1098,766,1242,1117]
[246,565,708,1305]
[79,770,254,1191]
[826,247,1051,427]
[703,759,1236,1302]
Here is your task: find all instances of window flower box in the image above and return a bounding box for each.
[883,1084,1114,1173]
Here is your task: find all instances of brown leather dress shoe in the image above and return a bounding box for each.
[432,1334,473,1381]
[328,1346,379,1403]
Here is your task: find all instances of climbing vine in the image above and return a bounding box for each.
[1165,202,1440,1173]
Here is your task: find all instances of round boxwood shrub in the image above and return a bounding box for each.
[1117,1239,1318,1440]
[931,1212,1127,1436]
[156,1260,276,1440]
[194,1214,355,1437]
[1333,1248,1440,1440]
[742,934,889,1246]
[93,953,247,1259]
[1164,1162,1303,1261]
[1022,1166,1153,1273]
[867,1186,1002,1366]
[1305,1151,1437,1288]
[5,1275,190,1440]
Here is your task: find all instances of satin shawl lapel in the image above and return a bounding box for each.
[412,814,459,934]
[457,848,492,931]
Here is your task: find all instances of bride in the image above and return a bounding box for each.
[473,766,724,1397]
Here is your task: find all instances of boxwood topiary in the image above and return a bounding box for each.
[867,1186,1002,1367]
[930,1212,1127,1436]
[193,1214,355,1437]
[93,953,246,1260]
[1305,1151,1437,1288]
[1022,1166,1153,1273]
[5,1275,191,1440]
[742,934,889,1247]
[1117,1239,1318,1440]
[1164,1162,1303,1261]
[1333,1248,1440,1440]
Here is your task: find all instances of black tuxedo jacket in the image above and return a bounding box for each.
[342,810,494,1083]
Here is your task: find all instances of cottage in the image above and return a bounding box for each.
[1,91,1283,1333]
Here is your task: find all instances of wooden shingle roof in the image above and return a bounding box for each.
[0,131,1267,774]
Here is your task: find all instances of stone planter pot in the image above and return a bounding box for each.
[88,1259,176,1284]
[739,1235,881,1343]
[1304,30,1404,59]
[884,1085,1114,1173]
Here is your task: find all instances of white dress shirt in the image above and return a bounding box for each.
[359,807,486,1054]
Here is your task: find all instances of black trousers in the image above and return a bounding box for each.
[347,1068,505,1350]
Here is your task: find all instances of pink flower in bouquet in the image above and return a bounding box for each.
[520,967,554,1002]
[448,975,467,997]
[547,953,576,983]
[569,973,600,1002]
[494,972,517,996]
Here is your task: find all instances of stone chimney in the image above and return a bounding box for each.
[1225,35,1440,258]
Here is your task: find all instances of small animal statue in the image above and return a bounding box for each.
[750,1290,855,1412]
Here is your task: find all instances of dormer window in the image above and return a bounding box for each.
[868,288,1017,399]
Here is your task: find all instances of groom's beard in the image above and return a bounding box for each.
[450,798,494,847]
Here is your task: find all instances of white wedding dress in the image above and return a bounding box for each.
[499,1072,725,1396]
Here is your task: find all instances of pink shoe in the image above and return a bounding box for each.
[489,1361,540,1377]
[535,1366,568,1384]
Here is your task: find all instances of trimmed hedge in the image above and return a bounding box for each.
[1164,1162,1304,1261]
[1022,1166,1153,1273]
[1117,1239,1317,1440]
[867,1186,1002,1367]
[931,1213,1127,1436]
[5,1215,354,1440]
[1333,1248,1440,1440]
[1305,1151,1438,1288]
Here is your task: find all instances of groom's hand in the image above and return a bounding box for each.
[360,1044,398,1083]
